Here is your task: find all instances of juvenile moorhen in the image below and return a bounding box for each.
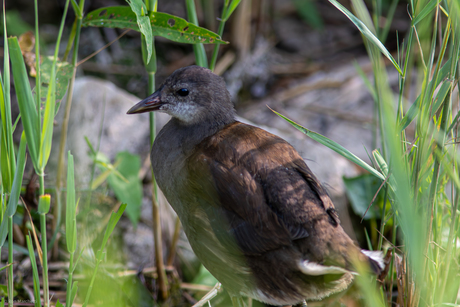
[127,66,383,306]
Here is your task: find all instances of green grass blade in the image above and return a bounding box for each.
[39,0,70,171]
[99,203,127,253]
[0,263,12,273]
[8,37,40,170]
[399,57,455,131]
[185,0,208,67]
[69,281,78,306]
[353,61,377,100]
[82,203,127,307]
[222,0,242,21]
[25,235,42,307]
[0,8,15,193]
[0,219,7,249]
[411,0,442,26]
[270,108,386,182]
[66,151,77,253]
[6,132,26,218]
[2,3,15,177]
[328,0,402,74]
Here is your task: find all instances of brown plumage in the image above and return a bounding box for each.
[127,66,383,306]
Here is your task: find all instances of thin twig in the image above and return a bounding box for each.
[76,29,130,67]
[192,283,221,307]
[361,173,391,223]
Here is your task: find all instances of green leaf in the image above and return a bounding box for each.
[39,56,73,113]
[0,119,13,194]
[430,81,451,118]
[8,37,40,170]
[26,235,41,307]
[0,263,12,273]
[328,0,402,75]
[70,281,78,307]
[38,0,69,171]
[1,10,15,194]
[38,72,55,171]
[0,221,7,250]
[0,284,17,297]
[6,132,27,218]
[126,0,153,64]
[343,174,382,220]
[100,203,127,254]
[411,0,442,26]
[270,108,386,181]
[70,0,80,18]
[222,0,242,21]
[56,300,64,307]
[82,7,226,45]
[107,152,142,226]
[399,57,454,131]
[0,70,15,195]
[0,11,33,36]
[66,151,77,254]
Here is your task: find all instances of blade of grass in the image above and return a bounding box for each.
[8,37,40,171]
[328,0,402,74]
[209,0,241,71]
[411,0,442,26]
[65,151,77,254]
[7,216,13,306]
[26,234,42,307]
[38,0,71,171]
[185,0,208,67]
[269,107,386,182]
[65,151,77,307]
[4,133,27,222]
[82,203,127,307]
[0,4,15,194]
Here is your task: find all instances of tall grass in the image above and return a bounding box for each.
[1,0,126,306]
[275,0,460,305]
[1,0,233,305]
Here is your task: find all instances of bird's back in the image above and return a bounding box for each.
[153,120,365,305]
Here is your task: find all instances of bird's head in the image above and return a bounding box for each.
[127,66,235,125]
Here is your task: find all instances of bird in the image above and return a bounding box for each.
[127,66,383,307]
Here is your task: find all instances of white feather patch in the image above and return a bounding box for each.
[362,250,385,270]
[298,260,356,276]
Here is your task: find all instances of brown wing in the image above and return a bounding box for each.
[187,121,340,257]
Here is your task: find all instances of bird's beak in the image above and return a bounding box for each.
[127,90,162,114]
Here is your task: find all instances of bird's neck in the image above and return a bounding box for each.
[159,113,235,154]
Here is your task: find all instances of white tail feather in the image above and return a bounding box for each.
[362,250,385,271]
[298,260,356,276]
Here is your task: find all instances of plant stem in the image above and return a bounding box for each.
[209,3,228,71]
[142,0,168,299]
[65,252,74,307]
[147,69,169,301]
[52,0,85,255]
[167,217,181,266]
[82,258,102,307]
[7,216,13,307]
[40,213,49,307]
[377,186,389,251]
[185,0,208,67]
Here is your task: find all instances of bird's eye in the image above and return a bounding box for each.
[177,88,189,97]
